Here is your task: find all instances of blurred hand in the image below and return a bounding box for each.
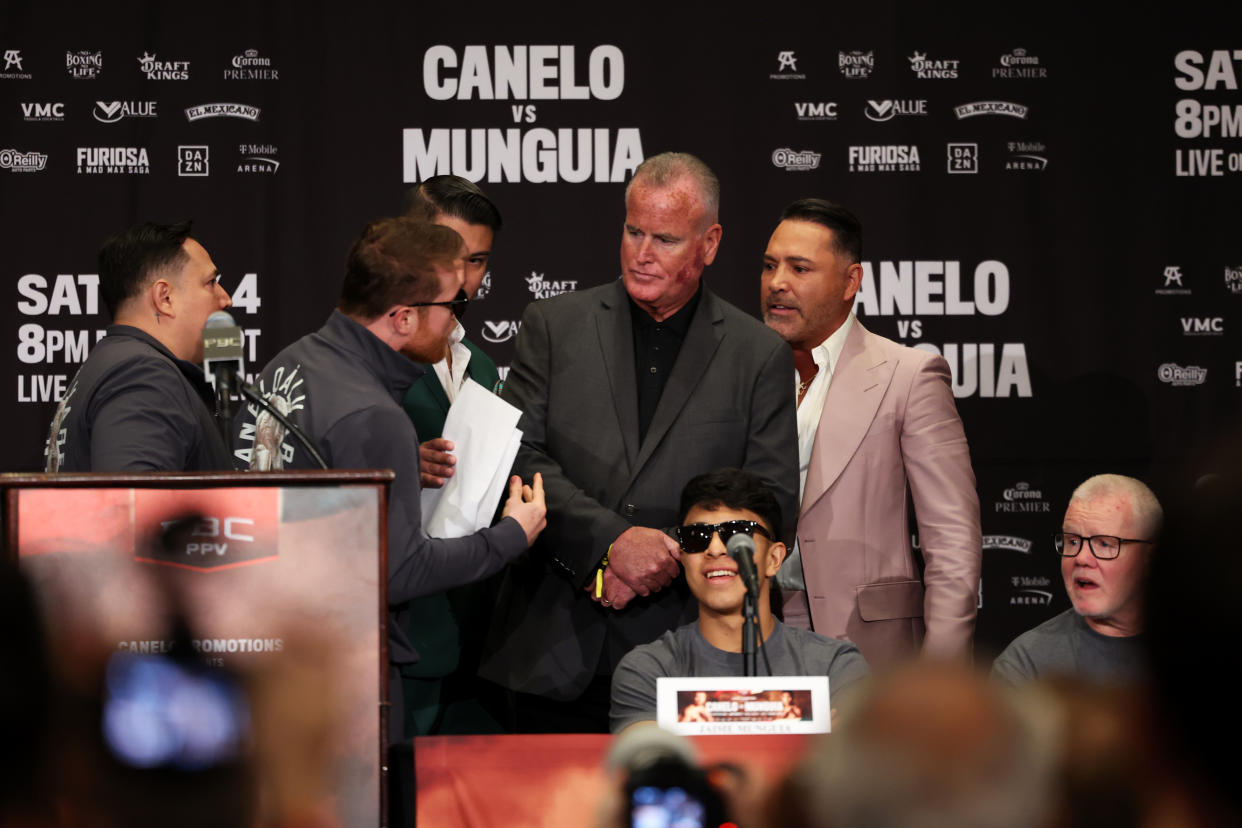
[607,526,681,596]
[585,567,639,611]
[419,437,455,489]
[502,472,546,545]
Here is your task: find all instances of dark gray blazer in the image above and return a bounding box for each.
[480,279,798,700]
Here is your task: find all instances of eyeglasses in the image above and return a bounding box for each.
[675,520,772,554]
[1053,531,1151,560]
[389,288,469,317]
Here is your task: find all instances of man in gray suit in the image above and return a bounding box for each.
[480,152,799,732]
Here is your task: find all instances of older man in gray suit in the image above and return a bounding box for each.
[480,152,798,732]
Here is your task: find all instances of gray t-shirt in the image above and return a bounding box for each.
[991,609,1146,685]
[609,619,869,733]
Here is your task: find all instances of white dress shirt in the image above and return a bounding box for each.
[431,320,472,403]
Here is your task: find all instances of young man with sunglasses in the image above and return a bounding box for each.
[992,474,1162,685]
[233,217,546,739]
[609,468,868,733]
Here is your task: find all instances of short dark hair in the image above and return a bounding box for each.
[97,220,193,317]
[338,217,462,319]
[780,198,862,264]
[403,175,502,233]
[679,468,783,540]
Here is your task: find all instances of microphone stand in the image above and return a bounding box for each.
[742,590,758,677]
[211,365,234,452]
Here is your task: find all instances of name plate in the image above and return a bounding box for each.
[655,676,829,735]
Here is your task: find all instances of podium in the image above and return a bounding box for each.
[2,470,392,827]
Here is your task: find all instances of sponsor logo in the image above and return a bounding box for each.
[1005,141,1048,171]
[237,142,278,174]
[225,48,279,80]
[2,49,32,79]
[947,142,978,174]
[1157,363,1207,386]
[93,100,157,123]
[770,50,805,80]
[772,147,821,171]
[1180,317,1224,336]
[994,481,1051,513]
[1236,361,1241,387]
[907,51,959,79]
[1010,575,1054,606]
[137,52,190,80]
[185,103,261,122]
[475,271,492,300]
[526,272,578,300]
[954,101,1029,119]
[839,50,874,79]
[66,50,102,79]
[178,145,209,176]
[1226,266,1242,294]
[76,146,150,174]
[865,99,928,121]
[20,102,64,121]
[994,47,1046,79]
[795,101,838,121]
[848,144,921,172]
[134,489,279,571]
[482,320,520,343]
[1157,265,1191,295]
[983,535,1033,554]
[0,148,48,172]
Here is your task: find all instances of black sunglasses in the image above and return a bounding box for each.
[389,288,469,317]
[675,520,772,554]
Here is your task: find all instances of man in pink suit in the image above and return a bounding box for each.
[761,198,981,666]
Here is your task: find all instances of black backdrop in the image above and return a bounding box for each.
[3,2,1238,655]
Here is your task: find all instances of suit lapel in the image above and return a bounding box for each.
[802,321,894,514]
[419,370,452,414]
[596,281,640,468]
[626,288,723,485]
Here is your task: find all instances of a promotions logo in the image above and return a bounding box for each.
[225,48,278,80]
[1009,575,1054,607]
[482,320,520,343]
[76,146,150,174]
[1225,266,1242,294]
[1006,141,1048,171]
[865,99,928,121]
[185,103,261,122]
[66,50,102,79]
[953,101,1029,119]
[1,148,48,172]
[93,100,157,123]
[2,49,32,79]
[848,145,921,172]
[994,482,1051,513]
[907,51,959,79]
[983,535,1034,554]
[947,143,978,174]
[20,102,64,121]
[770,50,805,80]
[772,148,821,171]
[178,145,209,177]
[237,143,279,174]
[137,52,190,80]
[994,48,1046,79]
[1157,363,1207,386]
[1157,265,1190,295]
[838,50,874,79]
[526,272,577,299]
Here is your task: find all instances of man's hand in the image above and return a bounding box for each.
[501,472,546,546]
[607,526,681,597]
[585,567,639,611]
[419,438,456,489]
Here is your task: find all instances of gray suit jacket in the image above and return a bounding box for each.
[480,280,798,699]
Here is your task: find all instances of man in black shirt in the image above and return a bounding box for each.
[45,221,233,472]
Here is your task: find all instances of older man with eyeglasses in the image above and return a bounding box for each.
[992,474,1162,685]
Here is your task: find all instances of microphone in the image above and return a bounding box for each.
[203,310,244,400]
[726,532,760,598]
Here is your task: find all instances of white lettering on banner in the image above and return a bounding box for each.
[1174,50,1242,91]
[424,45,624,100]
[402,127,643,183]
[913,343,1033,398]
[1171,49,1242,176]
[854,261,1010,316]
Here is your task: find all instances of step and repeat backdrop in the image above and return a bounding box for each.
[2,4,1238,652]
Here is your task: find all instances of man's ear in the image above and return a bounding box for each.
[150,277,175,319]
[765,541,787,577]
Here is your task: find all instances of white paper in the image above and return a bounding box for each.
[421,378,523,538]
[655,675,830,735]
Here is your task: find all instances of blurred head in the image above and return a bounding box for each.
[620,152,722,321]
[404,175,500,300]
[677,469,786,617]
[1060,475,1162,637]
[762,199,862,351]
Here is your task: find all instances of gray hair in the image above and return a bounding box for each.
[625,151,720,228]
[1069,474,1163,540]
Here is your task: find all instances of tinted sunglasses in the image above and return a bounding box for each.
[675,520,772,554]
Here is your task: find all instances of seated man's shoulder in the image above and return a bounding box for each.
[992,609,1080,682]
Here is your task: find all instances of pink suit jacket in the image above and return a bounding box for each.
[795,320,981,667]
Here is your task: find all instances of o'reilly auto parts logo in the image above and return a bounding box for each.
[772,148,821,171]
[1,148,48,172]
[1157,363,1207,386]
